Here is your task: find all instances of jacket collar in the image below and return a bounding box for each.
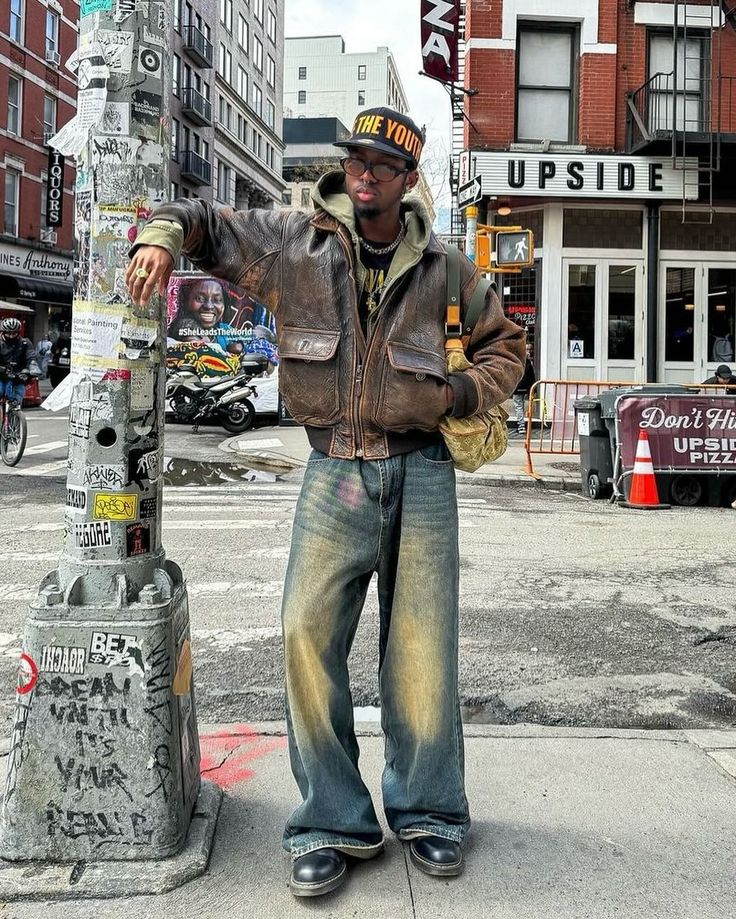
[309,170,443,256]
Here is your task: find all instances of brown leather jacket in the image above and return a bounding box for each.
[135,171,526,460]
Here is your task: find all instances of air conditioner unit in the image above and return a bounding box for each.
[41,227,57,245]
[45,48,61,66]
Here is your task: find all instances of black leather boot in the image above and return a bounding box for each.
[289,847,347,897]
[408,836,464,877]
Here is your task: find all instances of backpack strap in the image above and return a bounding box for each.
[446,245,496,341]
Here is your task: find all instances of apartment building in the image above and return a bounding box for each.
[284,36,407,127]
[462,0,736,384]
[171,0,217,204]
[0,0,77,340]
[213,0,285,210]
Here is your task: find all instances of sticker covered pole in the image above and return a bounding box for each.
[0,0,220,894]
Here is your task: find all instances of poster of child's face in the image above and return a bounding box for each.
[166,274,278,377]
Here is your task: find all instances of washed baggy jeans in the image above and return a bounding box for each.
[281,442,470,859]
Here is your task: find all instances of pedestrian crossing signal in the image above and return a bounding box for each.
[476,233,491,270]
[495,230,534,268]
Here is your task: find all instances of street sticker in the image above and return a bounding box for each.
[66,486,87,511]
[73,520,113,548]
[140,496,157,518]
[89,630,144,674]
[39,645,86,676]
[92,493,138,521]
[69,402,92,439]
[17,652,38,695]
[83,463,126,490]
[126,522,150,557]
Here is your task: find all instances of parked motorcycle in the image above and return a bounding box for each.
[165,354,268,433]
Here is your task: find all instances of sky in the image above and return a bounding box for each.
[283,0,455,207]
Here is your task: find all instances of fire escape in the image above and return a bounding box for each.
[626,0,736,223]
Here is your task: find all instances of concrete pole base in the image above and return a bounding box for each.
[0,780,222,901]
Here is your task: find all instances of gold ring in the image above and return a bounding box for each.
[135,267,150,279]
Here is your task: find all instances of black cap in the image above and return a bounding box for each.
[716,364,733,378]
[334,107,425,167]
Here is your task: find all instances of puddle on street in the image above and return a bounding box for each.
[163,456,286,486]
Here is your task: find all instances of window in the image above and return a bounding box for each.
[238,15,249,51]
[202,139,210,160]
[300,187,311,207]
[218,44,232,83]
[298,66,307,80]
[237,66,248,100]
[567,264,596,359]
[174,0,181,31]
[266,55,275,88]
[217,160,232,203]
[218,96,232,131]
[45,9,59,54]
[358,90,365,106]
[41,177,47,227]
[7,76,21,136]
[648,31,707,132]
[183,63,192,90]
[607,266,636,361]
[358,64,366,81]
[4,169,19,236]
[171,181,179,199]
[267,9,276,42]
[172,55,181,96]
[298,89,306,105]
[171,118,180,158]
[220,0,232,31]
[516,24,576,143]
[10,0,23,43]
[265,98,275,130]
[43,94,56,137]
[254,0,264,23]
[254,36,263,72]
[252,83,262,118]
[282,189,292,205]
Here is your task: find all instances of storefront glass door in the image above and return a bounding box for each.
[562,259,643,381]
[661,264,736,382]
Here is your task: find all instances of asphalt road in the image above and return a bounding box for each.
[1,408,735,732]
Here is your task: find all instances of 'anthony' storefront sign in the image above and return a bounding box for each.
[0,240,73,306]
[618,395,736,471]
[473,152,699,200]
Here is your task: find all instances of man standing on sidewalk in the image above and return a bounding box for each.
[127,107,525,897]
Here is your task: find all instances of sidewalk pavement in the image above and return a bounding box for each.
[215,424,582,490]
[1,723,735,916]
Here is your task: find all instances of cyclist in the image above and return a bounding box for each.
[0,317,36,407]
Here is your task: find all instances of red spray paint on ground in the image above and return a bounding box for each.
[199,724,286,788]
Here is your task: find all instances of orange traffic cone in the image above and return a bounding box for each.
[622,430,670,510]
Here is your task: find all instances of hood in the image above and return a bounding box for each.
[311,170,433,255]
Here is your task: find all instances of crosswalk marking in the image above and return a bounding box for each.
[8,461,68,477]
[23,441,68,455]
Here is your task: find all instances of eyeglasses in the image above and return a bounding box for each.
[341,157,410,183]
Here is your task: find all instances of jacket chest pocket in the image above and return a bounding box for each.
[279,327,341,426]
[375,340,448,432]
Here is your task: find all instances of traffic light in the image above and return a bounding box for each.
[495,229,534,268]
[475,232,491,270]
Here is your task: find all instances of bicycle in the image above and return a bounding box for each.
[0,369,29,467]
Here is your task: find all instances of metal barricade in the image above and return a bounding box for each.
[523,379,637,479]
[523,380,736,480]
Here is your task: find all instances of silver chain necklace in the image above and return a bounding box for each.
[359,225,405,256]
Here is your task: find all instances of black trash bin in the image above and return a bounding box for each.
[574,397,613,499]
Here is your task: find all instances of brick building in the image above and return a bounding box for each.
[0,0,77,341]
[462,0,736,383]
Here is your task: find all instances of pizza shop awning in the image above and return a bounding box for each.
[0,275,73,305]
[0,299,34,313]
